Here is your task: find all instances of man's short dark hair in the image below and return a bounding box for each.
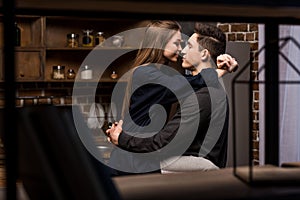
[194,23,226,65]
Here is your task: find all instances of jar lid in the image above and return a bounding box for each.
[83,65,90,70]
[83,29,93,34]
[53,65,65,69]
[67,33,79,38]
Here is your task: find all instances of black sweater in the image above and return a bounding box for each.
[118,67,229,168]
[108,65,227,174]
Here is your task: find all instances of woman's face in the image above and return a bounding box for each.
[163,30,182,62]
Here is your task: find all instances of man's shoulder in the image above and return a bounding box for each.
[194,86,210,96]
[181,87,211,107]
[188,85,227,106]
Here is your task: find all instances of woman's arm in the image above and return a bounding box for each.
[107,89,205,152]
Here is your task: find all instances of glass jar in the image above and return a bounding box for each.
[66,33,79,48]
[52,65,65,80]
[82,30,93,47]
[95,32,105,46]
[67,69,76,79]
[81,65,93,79]
[112,35,124,47]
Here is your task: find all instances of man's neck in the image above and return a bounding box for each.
[191,64,213,76]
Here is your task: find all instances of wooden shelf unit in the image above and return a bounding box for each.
[0,15,150,82]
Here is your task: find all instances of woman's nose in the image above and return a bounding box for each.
[181,46,187,54]
[178,44,182,51]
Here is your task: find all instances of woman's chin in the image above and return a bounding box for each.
[170,57,178,62]
[181,62,192,69]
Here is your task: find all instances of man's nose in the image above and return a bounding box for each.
[179,49,185,57]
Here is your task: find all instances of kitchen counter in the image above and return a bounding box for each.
[113,166,300,200]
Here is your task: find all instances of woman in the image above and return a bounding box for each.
[108,20,236,175]
[122,20,203,131]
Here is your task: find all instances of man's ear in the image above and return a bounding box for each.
[201,49,210,61]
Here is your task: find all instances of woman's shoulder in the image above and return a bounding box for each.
[133,64,159,77]
[134,63,157,72]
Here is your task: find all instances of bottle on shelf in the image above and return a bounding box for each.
[95,32,105,46]
[66,33,79,48]
[82,29,94,47]
[15,22,21,46]
[67,68,76,79]
[52,65,65,80]
[110,70,118,80]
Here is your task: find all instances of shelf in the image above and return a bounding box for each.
[45,46,136,51]
[0,15,141,83]
[8,78,127,83]
[14,47,44,51]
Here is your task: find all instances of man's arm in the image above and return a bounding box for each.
[216,54,238,77]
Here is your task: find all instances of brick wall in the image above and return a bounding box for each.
[218,23,260,165]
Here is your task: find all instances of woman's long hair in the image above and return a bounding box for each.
[121,20,182,119]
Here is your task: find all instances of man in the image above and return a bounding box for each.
[107,23,236,173]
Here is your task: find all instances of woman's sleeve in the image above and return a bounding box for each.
[118,106,182,152]
[118,90,202,152]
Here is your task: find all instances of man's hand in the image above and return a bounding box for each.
[105,120,123,145]
[216,54,239,77]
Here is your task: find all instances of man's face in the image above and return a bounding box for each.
[181,33,202,69]
[163,30,182,62]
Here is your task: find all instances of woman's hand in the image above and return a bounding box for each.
[105,120,123,145]
[216,54,239,77]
